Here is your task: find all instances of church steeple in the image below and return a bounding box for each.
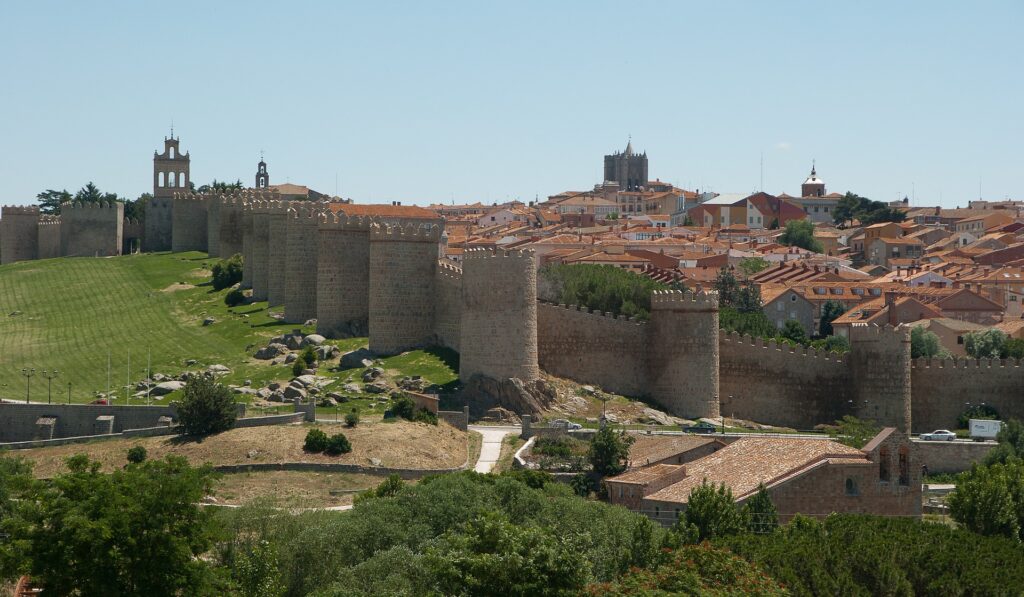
[255,152,269,189]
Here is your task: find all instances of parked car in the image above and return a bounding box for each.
[550,419,582,431]
[969,419,1002,442]
[920,429,956,441]
[684,421,717,435]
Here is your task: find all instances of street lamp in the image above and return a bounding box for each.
[41,370,59,405]
[67,382,72,404]
[21,368,35,404]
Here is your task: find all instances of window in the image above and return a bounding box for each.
[879,447,890,482]
[158,172,165,187]
[777,302,784,312]
[845,477,859,496]
[957,336,964,345]
[898,448,910,486]
[169,146,175,159]
[824,207,829,212]
[790,294,798,302]
[655,506,660,517]
[814,206,820,213]
[618,486,623,498]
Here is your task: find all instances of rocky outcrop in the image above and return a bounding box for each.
[460,375,556,419]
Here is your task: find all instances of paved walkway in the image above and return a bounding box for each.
[469,425,521,474]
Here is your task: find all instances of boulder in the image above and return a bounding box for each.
[207,364,230,375]
[460,376,556,418]
[398,376,428,391]
[202,317,216,326]
[327,392,348,403]
[286,335,303,350]
[301,334,326,347]
[185,359,198,366]
[340,348,375,369]
[152,373,168,382]
[255,343,288,360]
[268,391,285,403]
[480,407,521,424]
[284,385,307,401]
[315,345,336,361]
[293,374,317,388]
[151,381,185,396]
[364,381,389,394]
[301,368,316,376]
[284,353,298,364]
[268,382,281,391]
[342,383,362,394]
[319,397,337,407]
[255,388,272,399]
[362,367,384,382]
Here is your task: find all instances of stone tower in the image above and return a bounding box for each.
[255,157,269,189]
[284,202,325,324]
[316,211,373,337]
[170,192,208,253]
[154,135,190,200]
[647,289,721,419]
[59,201,124,257]
[367,222,442,355]
[459,248,539,382]
[801,162,826,197]
[0,205,41,264]
[849,324,912,433]
[249,201,271,301]
[266,200,290,306]
[603,139,649,191]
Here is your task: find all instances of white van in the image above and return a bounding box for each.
[969,419,1002,442]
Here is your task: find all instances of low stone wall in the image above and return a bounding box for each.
[914,439,996,474]
[0,404,178,443]
[438,407,469,431]
[212,460,467,480]
[233,412,305,428]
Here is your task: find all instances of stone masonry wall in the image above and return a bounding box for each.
[434,261,463,350]
[911,357,1024,433]
[242,204,255,288]
[59,201,124,257]
[144,196,172,252]
[171,193,208,252]
[218,195,246,258]
[284,203,324,323]
[537,302,648,397]
[122,218,143,254]
[316,212,373,337]
[719,331,853,429]
[37,216,61,259]
[459,249,539,381]
[266,201,289,306]
[1,206,40,264]
[206,192,222,257]
[850,324,912,433]
[250,203,270,301]
[648,290,720,419]
[0,404,177,443]
[367,222,441,354]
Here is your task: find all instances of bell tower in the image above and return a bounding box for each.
[255,153,269,189]
[153,129,190,199]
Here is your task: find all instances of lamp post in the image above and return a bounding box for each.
[41,370,59,404]
[67,382,72,404]
[21,368,35,404]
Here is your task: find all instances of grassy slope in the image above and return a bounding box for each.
[0,252,457,405]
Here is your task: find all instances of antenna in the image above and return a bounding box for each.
[170,119,174,138]
[760,152,764,192]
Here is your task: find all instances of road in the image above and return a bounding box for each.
[469,425,521,473]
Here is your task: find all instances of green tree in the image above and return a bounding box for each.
[539,264,667,321]
[818,300,846,337]
[35,189,72,214]
[0,455,36,579]
[124,192,151,221]
[737,257,770,278]
[780,319,808,346]
[910,325,948,358]
[778,219,824,253]
[345,409,360,427]
[304,428,329,452]
[735,283,763,314]
[232,539,284,597]
[211,253,244,290]
[984,419,1024,465]
[964,329,1008,359]
[325,433,352,456]
[198,179,244,193]
[176,374,238,436]
[682,480,748,541]
[126,445,148,464]
[719,307,779,338]
[713,267,741,308]
[744,484,779,534]
[810,334,851,353]
[827,415,881,449]
[832,192,863,226]
[949,459,1024,541]
[1004,338,1024,359]
[957,403,1000,429]
[588,426,634,477]
[19,455,217,596]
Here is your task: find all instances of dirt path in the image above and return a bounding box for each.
[470,425,520,473]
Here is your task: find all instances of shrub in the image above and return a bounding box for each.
[301,345,317,364]
[538,263,667,321]
[291,357,307,378]
[344,410,360,428]
[534,437,575,459]
[224,288,246,307]
[386,394,416,420]
[681,480,749,542]
[325,433,352,456]
[911,325,948,358]
[957,403,1000,429]
[303,428,329,453]
[211,253,243,291]
[176,374,237,436]
[588,426,634,477]
[413,408,438,425]
[126,445,147,464]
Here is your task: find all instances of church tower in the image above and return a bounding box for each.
[801,161,826,197]
[603,139,649,191]
[153,131,190,199]
[255,155,269,189]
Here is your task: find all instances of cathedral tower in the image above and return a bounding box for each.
[255,156,269,189]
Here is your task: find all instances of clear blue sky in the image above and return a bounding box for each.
[1,1,1021,208]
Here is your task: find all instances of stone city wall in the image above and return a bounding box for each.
[171,193,208,252]
[911,357,1024,433]
[459,249,539,382]
[1,205,40,264]
[284,203,325,323]
[849,324,912,433]
[241,203,255,288]
[720,331,853,430]
[249,202,271,301]
[206,192,222,257]
[37,216,61,259]
[537,302,649,398]
[647,290,720,419]
[144,196,172,252]
[266,201,290,306]
[433,261,463,350]
[0,404,177,443]
[367,222,441,355]
[316,212,373,337]
[218,194,247,258]
[59,201,124,257]
[122,218,143,254]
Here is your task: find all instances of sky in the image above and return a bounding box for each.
[1,1,1021,208]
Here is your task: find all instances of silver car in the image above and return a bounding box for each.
[920,429,956,441]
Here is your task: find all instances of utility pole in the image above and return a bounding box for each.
[67,382,72,404]
[21,368,35,404]
[41,370,59,404]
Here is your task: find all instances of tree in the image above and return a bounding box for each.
[211,253,244,290]
[818,300,846,337]
[682,480,748,542]
[744,484,779,534]
[176,374,237,436]
[35,189,71,214]
[325,433,352,455]
[124,193,150,221]
[345,409,360,427]
[588,426,634,477]
[833,193,863,227]
[957,404,1000,430]
[232,539,284,597]
[827,415,881,449]
[0,455,35,579]
[810,334,850,353]
[126,445,148,464]
[910,326,947,358]
[719,307,778,339]
[1004,338,1024,359]
[737,257,770,278]
[713,268,741,308]
[539,264,668,321]
[780,319,808,346]
[197,179,244,193]
[964,329,1008,359]
[984,419,1024,465]
[833,192,906,227]
[304,428,329,452]
[778,220,823,253]
[735,283,763,314]
[18,455,217,596]
[949,459,1024,541]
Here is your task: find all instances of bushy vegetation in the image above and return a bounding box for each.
[962,328,1024,359]
[984,419,1024,465]
[825,416,881,449]
[911,325,949,358]
[224,288,246,307]
[324,433,353,455]
[718,514,1024,596]
[126,445,147,464]
[303,428,329,453]
[778,220,823,253]
[539,263,669,321]
[211,253,244,291]
[588,426,635,477]
[832,192,906,227]
[385,394,438,425]
[958,403,1000,429]
[344,409,360,427]
[176,374,238,436]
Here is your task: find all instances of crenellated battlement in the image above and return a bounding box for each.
[289,201,329,221]
[719,329,849,364]
[37,215,61,226]
[171,192,209,204]
[2,205,41,216]
[461,247,535,261]
[849,322,911,345]
[59,200,122,211]
[650,289,719,310]
[537,300,648,327]
[912,356,1022,369]
[318,211,375,230]
[369,222,442,242]
[437,260,463,280]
